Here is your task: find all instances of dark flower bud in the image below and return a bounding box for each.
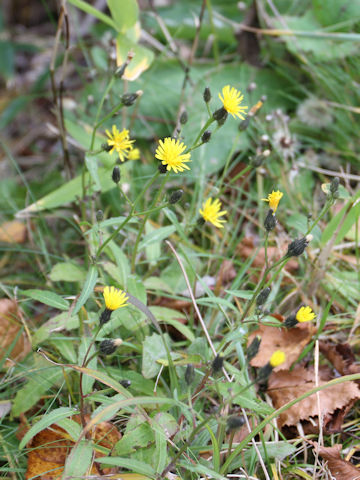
[261,95,267,103]
[96,210,104,222]
[247,336,261,362]
[158,163,168,174]
[115,63,128,78]
[185,364,195,385]
[201,130,212,143]
[169,189,183,204]
[212,354,224,373]
[100,308,112,325]
[203,87,211,103]
[99,338,122,355]
[180,111,188,125]
[283,314,297,328]
[330,176,340,195]
[121,92,140,106]
[256,287,271,307]
[120,379,131,388]
[197,217,206,226]
[238,117,250,131]
[102,143,113,152]
[257,363,273,382]
[112,166,121,184]
[213,107,228,126]
[264,209,277,231]
[286,234,313,257]
[227,415,245,431]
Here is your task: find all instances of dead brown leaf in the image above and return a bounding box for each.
[0,220,27,243]
[248,322,315,371]
[309,441,360,480]
[267,364,360,428]
[0,299,31,365]
[26,416,121,479]
[319,340,360,378]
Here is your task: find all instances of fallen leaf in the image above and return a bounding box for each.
[267,365,360,428]
[319,340,360,379]
[309,442,360,480]
[0,299,31,365]
[248,322,315,371]
[26,415,121,479]
[0,220,27,243]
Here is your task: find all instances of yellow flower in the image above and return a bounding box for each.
[219,85,248,119]
[270,350,286,368]
[128,148,140,161]
[262,190,283,213]
[105,126,134,162]
[199,198,227,228]
[155,137,191,173]
[296,306,316,323]
[103,286,128,311]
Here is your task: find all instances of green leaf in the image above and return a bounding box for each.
[85,153,101,191]
[313,0,360,27]
[32,312,79,346]
[127,276,147,305]
[96,457,156,478]
[138,225,176,251]
[12,367,64,416]
[22,289,69,310]
[149,306,195,342]
[68,0,116,29]
[108,0,138,32]
[145,221,161,265]
[142,333,169,379]
[19,407,77,449]
[63,440,94,478]
[49,335,77,363]
[73,265,98,314]
[56,418,82,441]
[49,262,86,283]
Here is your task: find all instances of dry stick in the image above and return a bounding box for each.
[241,408,271,480]
[166,240,231,382]
[49,1,73,177]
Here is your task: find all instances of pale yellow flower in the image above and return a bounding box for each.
[219,85,248,119]
[199,198,227,228]
[155,137,191,173]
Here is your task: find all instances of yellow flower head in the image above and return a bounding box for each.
[296,306,316,323]
[199,198,227,228]
[262,190,283,213]
[219,85,248,119]
[270,350,286,368]
[105,126,134,162]
[155,137,191,173]
[128,148,140,161]
[103,286,128,311]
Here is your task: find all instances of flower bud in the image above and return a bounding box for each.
[201,130,212,143]
[264,209,277,231]
[102,143,113,152]
[169,189,183,204]
[180,111,188,125]
[283,314,297,328]
[203,87,211,103]
[158,163,168,174]
[120,379,131,388]
[96,210,104,222]
[115,63,127,78]
[99,338,122,355]
[213,107,228,126]
[197,217,206,226]
[121,91,141,106]
[185,364,195,385]
[238,116,250,131]
[330,176,340,195]
[212,354,224,373]
[286,234,312,257]
[256,287,271,307]
[100,308,112,325]
[112,166,121,184]
[247,335,261,362]
[227,415,245,431]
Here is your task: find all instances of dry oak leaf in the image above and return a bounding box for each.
[267,365,360,428]
[0,298,31,365]
[248,322,315,371]
[26,416,121,479]
[0,220,27,243]
[309,441,360,480]
[319,340,360,379]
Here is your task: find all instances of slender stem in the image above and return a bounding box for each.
[90,100,124,151]
[306,198,333,235]
[131,172,169,272]
[89,76,115,151]
[192,117,215,147]
[264,232,269,270]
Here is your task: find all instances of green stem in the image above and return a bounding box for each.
[131,172,169,272]
[90,100,125,151]
[264,232,269,271]
[192,117,215,147]
[306,198,333,235]
[89,76,116,151]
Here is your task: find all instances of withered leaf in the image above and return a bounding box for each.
[267,365,360,428]
[310,442,360,480]
[319,340,360,378]
[248,322,315,371]
[0,299,31,365]
[0,220,27,244]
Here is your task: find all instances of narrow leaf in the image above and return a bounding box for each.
[73,265,98,314]
[22,289,69,310]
